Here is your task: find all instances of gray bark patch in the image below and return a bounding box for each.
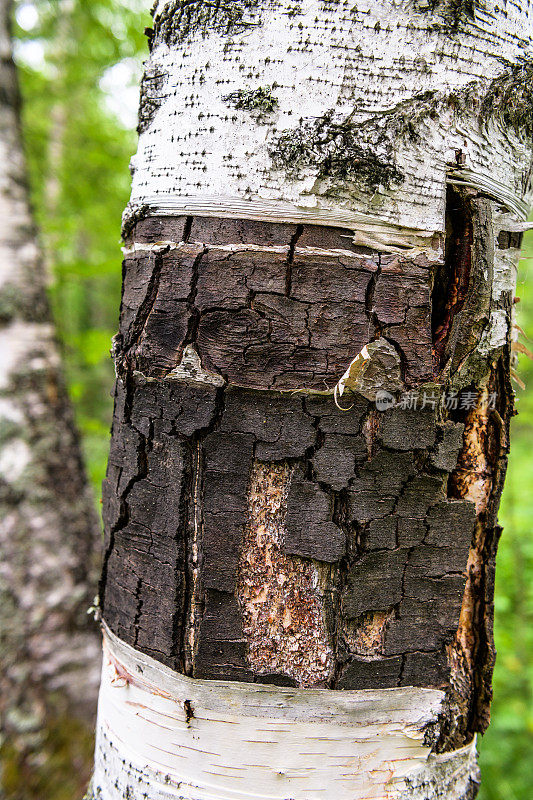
[138,63,168,134]
[154,0,264,45]
[270,110,404,191]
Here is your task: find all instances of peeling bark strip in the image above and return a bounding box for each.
[96,0,533,795]
[90,627,480,800]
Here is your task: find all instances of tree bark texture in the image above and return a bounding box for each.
[0,0,102,792]
[93,1,533,798]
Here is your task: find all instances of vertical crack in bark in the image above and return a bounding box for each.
[432,186,474,370]
[176,438,202,674]
[398,653,407,687]
[133,577,144,647]
[382,333,409,385]
[182,247,206,350]
[163,428,197,675]
[127,252,165,362]
[285,223,304,297]
[364,252,382,337]
[363,406,380,460]
[181,385,227,673]
[183,215,193,242]
[328,485,352,686]
[302,401,352,690]
[99,384,151,615]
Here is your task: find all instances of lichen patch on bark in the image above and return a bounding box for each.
[270,110,405,192]
[223,85,279,115]
[237,461,333,687]
[153,0,263,46]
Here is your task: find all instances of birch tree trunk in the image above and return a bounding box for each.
[0,0,102,792]
[92,1,533,798]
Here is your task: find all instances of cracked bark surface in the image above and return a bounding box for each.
[101,197,514,752]
[118,220,435,389]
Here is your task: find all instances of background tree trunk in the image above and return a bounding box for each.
[92,1,533,798]
[0,0,102,795]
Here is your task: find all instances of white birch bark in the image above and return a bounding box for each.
[0,0,101,784]
[130,0,533,236]
[92,0,533,797]
[92,625,478,800]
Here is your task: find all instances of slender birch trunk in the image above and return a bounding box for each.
[91,1,533,798]
[0,0,101,793]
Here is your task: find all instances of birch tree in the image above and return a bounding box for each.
[0,0,101,793]
[90,1,533,798]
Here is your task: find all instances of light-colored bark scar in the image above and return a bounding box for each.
[237,461,333,687]
[343,609,396,657]
[450,397,494,669]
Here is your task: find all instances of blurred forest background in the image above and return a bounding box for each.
[11,1,532,798]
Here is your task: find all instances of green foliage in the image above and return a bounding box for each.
[14,0,150,490]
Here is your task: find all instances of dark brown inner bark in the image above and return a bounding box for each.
[432,185,474,368]
[100,211,511,746]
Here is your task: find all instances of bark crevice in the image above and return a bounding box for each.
[432,186,474,371]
